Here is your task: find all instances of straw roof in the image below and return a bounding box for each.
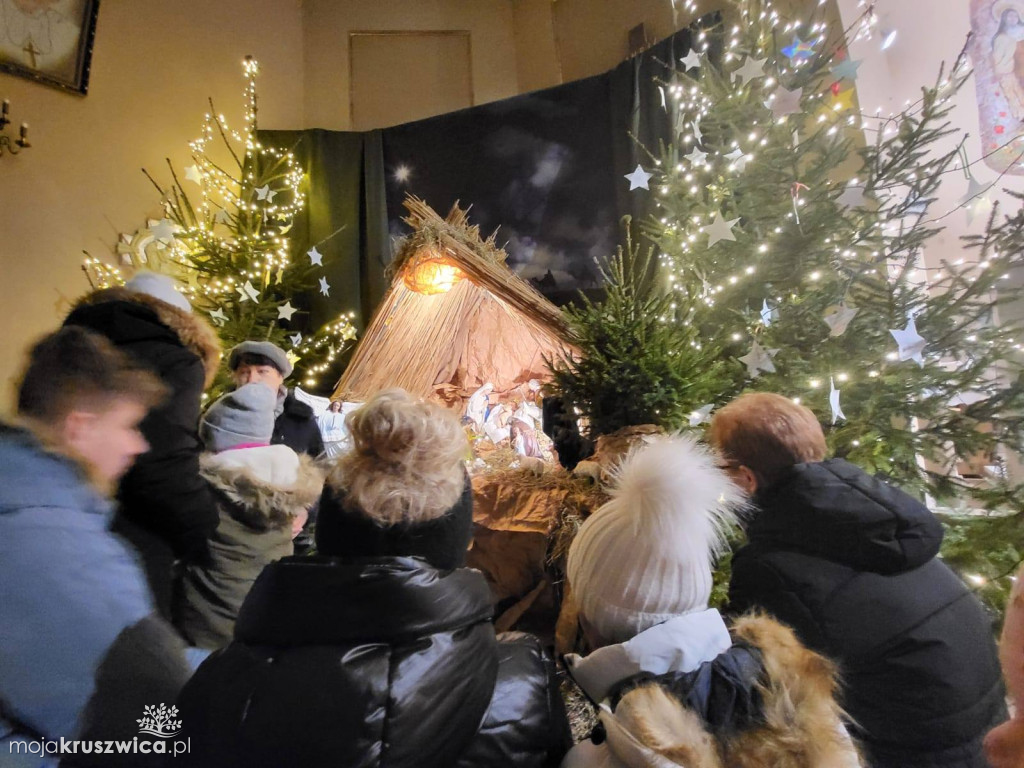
[333,196,574,403]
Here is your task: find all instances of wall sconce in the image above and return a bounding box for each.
[1,99,31,157]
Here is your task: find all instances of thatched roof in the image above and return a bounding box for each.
[333,196,574,404]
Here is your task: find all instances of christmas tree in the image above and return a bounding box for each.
[632,0,1024,510]
[84,56,357,398]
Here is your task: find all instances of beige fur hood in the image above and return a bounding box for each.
[73,286,222,388]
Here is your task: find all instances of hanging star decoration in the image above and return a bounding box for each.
[685,146,707,166]
[286,350,302,368]
[966,194,994,226]
[738,341,780,378]
[766,87,803,119]
[209,308,228,326]
[782,36,816,62]
[733,56,767,84]
[724,148,750,172]
[307,246,324,266]
[761,299,776,327]
[823,302,859,337]
[255,185,277,202]
[958,174,987,209]
[691,120,704,145]
[214,208,232,225]
[890,316,927,366]
[837,182,869,209]
[829,377,846,424]
[319,276,331,297]
[289,333,302,347]
[706,211,740,247]
[237,283,252,303]
[831,57,862,82]
[236,280,260,303]
[277,301,297,321]
[680,49,702,70]
[184,165,203,184]
[830,88,855,113]
[149,218,179,244]
[688,404,714,427]
[624,165,653,191]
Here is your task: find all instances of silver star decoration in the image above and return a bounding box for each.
[277,301,297,321]
[691,120,704,145]
[289,333,302,347]
[236,284,252,303]
[214,209,231,225]
[680,49,702,70]
[184,165,203,184]
[837,183,869,209]
[831,58,862,82]
[967,194,994,226]
[706,211,741,247]
[738,342,780,378]
[724,148,750,172]
[958,174,987,209]
[685,146,707,166]
[890,316,926,366]
[319,276,331,296]
[688,404,714,427]
[307,246,324,266]
[624,165,653,191]
[149,218,178,244]
[209,308,228,326]
[733,56,767,84]
[766,87,803,119]
[823,303,859,337]
[255,185,277,202]
[761,299,776,326]
[829,377,846,424]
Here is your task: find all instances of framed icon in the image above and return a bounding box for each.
[0,0,100,95]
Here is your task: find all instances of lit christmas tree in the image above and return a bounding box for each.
[84,56,357,397]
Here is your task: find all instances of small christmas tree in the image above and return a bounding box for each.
[84,56,357,398]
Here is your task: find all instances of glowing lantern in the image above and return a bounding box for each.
[403,251,466,295]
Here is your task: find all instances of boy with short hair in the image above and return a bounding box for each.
[0,326,202,764]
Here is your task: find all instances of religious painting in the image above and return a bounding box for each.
[971,0,1024,175]
[0,0,99,95]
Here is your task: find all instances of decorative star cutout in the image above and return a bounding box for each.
[286,350,302,368]
[823,303,859,337]
[829,377,847,424]
[689,404,714,427]
[761,299,777,326]
[209,308,228,326]
[184,165,203,184]
[782,36,816,62]
[733,56,767,84]
[830,88,855,113]
[149,218,178,244]
[214,209,231,225]
[958,174,987,209]
[236,284,253,303]
[685,146,707,166]
[966,194,994,226]
[890,317,927,366]
[319,276,331,296]
[738,342,780,378]
[706,211,741,247]
[624,165,653,191]
[831,58,862,82]
[680,49,702,71]
[837,183,869,209]
[255,185,277,202]
[724,148,750,172]
[766,87,803,119]
[691,120,704,145]
[307,246,324,266]
[289,333,302,347]
[277,301,297,321]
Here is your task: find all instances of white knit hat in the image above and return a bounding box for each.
[125,271,192,314]
[566,435,744,645]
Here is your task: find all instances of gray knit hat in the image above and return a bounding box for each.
[200,383,277,452]
[227,340,293,377]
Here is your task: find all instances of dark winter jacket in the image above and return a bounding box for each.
[274,389,324,458]
[174,447,324,649]
[0,424,204,766]
[176,556,570,768]
[728,459,1005,768]
[64,289,222,607]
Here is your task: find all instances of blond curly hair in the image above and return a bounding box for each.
[329,388,468,525]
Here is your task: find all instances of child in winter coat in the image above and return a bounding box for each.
[174,383,324,649]
[561,435,862,768]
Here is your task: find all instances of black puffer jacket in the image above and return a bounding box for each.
[65,289,222,609]
[176,556,570,768]
[274,390,324,458]
[728,459,1005,768]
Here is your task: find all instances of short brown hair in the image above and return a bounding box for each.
[710,392,827,488]
[17,326,167,426]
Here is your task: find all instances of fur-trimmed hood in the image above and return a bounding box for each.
[72,286,222,387]
[200,446,324,531]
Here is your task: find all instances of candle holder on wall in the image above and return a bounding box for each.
[0,99,31,157]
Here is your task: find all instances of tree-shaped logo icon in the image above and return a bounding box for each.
[137,703,183,738]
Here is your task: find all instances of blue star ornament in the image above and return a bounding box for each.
[782,36,816,62]
[624,165,653,191]
[831,58,862,82]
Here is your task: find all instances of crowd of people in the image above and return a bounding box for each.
[0,272,1020,768]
